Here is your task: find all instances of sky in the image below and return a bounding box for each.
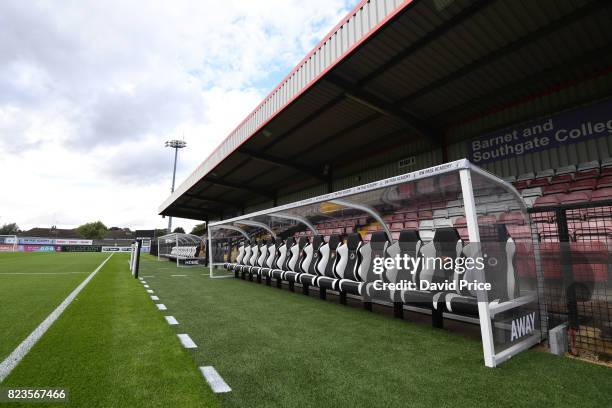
[0,0,354,233]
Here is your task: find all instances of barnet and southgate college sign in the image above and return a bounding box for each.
[467,98,612,164]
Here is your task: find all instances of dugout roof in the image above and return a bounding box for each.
[160,0,612,221]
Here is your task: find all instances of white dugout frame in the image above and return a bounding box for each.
[207,159,543,367]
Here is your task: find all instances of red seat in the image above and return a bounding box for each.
[569,179,596,192]
[417,210,433,220]
[543,183,569,195]
[534,194,562,207]
[391,214,404,221]
[530,178,550,188]
[390,222,404,232]
[514,180,531,190]
[562,191,591,204]
[500,212,525,225]
[596,176,612,189]
[575,168,599,181]
[550,174,573,185]
[591,187,612,201]
[478,215,497,225]
[601,167,612,177]
[404,221,418,230]
[403,212,418,222]
[507,225,531,240]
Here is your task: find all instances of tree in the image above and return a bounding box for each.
[154,228,167,238]
[191,223,207,236]
[77,221,108,240]
[0,223,19,235]
[173,227,185,234]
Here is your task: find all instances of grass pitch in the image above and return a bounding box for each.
[0,253,217,407]
[0,252,109,361]
[141,256,612,408]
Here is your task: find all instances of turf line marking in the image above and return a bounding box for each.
[0,254,113,383]
[146,290,154,294]
[150,295,160,301]
[156,304,167,311]
[171,274,187,277]
[164,316,179,325]
[177,334,197,349]
[141,275,155,277]
[200,366,231,393]
[0,272,89,275]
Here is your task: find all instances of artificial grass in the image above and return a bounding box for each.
[0,252,109,361]
[2,254,218,408]
[141,256,612,408]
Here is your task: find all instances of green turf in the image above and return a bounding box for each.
[2,253,218,408]
[0,252,109,361]
[140,256,612,408]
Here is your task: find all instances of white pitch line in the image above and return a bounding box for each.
[200,366,231,393]
[171,274,187,277]
[0,254,113,383]
[150,295,159,301]
[164,316,179,325]
[0,272,89,275]
[146,289,154,294]
[177,334,197,349]
[156,304,167,311]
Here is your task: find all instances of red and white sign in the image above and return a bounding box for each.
[0,244,14,252]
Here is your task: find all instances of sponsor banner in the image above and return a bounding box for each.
[18,237,55,245]
[101,246,132,252]
[467,98,612,164]
[61,245,102,252]
[55,239,93,245]
[0,244,14,252]
[1,237,16,244]
[19,245,61,252]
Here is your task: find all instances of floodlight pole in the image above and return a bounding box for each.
[165,139,187,233]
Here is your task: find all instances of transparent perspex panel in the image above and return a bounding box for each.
[208,160,543,366]
[470,169,542,359]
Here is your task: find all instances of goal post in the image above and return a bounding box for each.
[0,235,17,252]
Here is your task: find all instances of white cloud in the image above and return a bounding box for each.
[0,0,353,232]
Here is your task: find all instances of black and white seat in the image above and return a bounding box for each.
[242,240,260,278]
[260,238,282,279]
[317,234,361,291]
[284,236,309,284]
[297,235,326,286]
[235,241,253,276]
[401,227,463,326]
[385,230,422,302]
[249,239,269,279]
[344,231,390,298]
[227,242,245,272]
[444,225,517,316]
[271,237,294,282]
